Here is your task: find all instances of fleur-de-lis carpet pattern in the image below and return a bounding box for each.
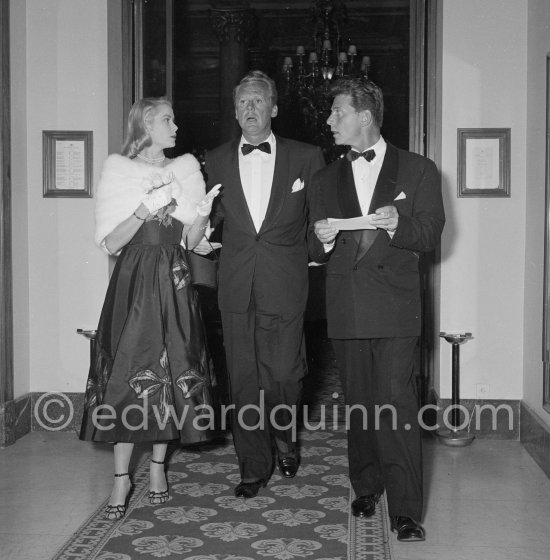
[52,338,391,560]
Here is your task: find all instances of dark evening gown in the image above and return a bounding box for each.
[79,212,215,444]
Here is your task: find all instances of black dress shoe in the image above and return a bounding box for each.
[234,479,268,499]
[351,493,381,518]
[390,516,426,542]
[278,456,299,478]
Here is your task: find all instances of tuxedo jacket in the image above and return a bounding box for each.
[310,142,445,339]
[205,135,325,315]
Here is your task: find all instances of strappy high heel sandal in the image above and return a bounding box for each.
[149,459,169,505]
[104,472,132,520]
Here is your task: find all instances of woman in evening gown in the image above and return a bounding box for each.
[79,97,221,520]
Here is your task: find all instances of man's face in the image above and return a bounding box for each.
[234,81,278,141]
[326,94,364,148]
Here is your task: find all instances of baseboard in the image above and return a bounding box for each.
[0,392,84,447]
[31,391,84,433]
[427,389,520,440]
[0,399,16,447]
[520,402,550,479]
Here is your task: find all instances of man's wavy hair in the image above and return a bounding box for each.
[330,77,384,128]
[233,70,278,107]
[121,97,172,158]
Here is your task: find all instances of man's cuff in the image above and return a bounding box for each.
[323,241,335,252]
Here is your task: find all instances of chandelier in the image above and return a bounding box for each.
[279,0,371,161]
[281,0,370,94]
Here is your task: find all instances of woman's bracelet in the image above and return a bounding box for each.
[133,211,146,221]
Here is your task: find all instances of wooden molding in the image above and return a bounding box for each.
[0,0,13,412]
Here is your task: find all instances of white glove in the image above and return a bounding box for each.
[196,184,222,216]
[142,186,172,214]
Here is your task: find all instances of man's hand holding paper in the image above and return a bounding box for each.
[326,206,398,232]
[327,215,377,231]
[369,205,399,233]
[314,214,376,246]
[315,205,399,246]
[314,219,339,244]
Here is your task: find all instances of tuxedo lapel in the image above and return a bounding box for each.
[333,158,378,261]
[225,139,257,233]
[368,143,399,213]
[354,227,379,264]
[260,136,289,233]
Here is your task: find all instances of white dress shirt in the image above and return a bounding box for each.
[238,133,276,233]
[352,136,387,215]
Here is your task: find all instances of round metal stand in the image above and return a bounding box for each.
[77,328,97,362]
[436,332,475,447]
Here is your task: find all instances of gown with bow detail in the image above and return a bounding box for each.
[79,206,215,444]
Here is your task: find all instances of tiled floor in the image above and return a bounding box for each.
[0,431,148,560]
[389,438,550,560]
[1,432,550,560]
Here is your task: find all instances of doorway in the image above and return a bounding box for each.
[0,1,442,445]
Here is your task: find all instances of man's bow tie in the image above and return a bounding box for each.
[241,142,271,156]
[346,149,376,162]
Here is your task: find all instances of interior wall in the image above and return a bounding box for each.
[11,0,110,397]
[439,0,527,401]
[9,0,549,432]
[523,1,550,425]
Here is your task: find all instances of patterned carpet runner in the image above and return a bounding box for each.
[52,325,391,560]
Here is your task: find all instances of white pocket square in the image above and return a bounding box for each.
[394,191,406,201]
[291,178,305,193]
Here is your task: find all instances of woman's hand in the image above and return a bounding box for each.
[196,184,222,217]
[193,237,215,255]
[142,186,172,214]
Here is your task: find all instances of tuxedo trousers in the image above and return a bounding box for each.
[221,302,306,481]
[332,337,423,520]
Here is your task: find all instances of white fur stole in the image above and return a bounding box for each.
[94,153,205,250]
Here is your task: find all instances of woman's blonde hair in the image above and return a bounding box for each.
[121,97,172,158]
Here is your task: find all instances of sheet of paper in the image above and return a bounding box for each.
[327,215,377,230]
[55,140,86,190]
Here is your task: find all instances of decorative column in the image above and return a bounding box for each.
[211,2,256,142]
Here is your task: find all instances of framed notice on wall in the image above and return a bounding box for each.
[457,128,511,198]
[43,130,93,198]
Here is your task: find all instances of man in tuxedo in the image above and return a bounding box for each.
[312,78,445,541]
[205,71,325,498]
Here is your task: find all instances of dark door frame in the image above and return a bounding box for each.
[0,0,13,446]
[410,0,442,403]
